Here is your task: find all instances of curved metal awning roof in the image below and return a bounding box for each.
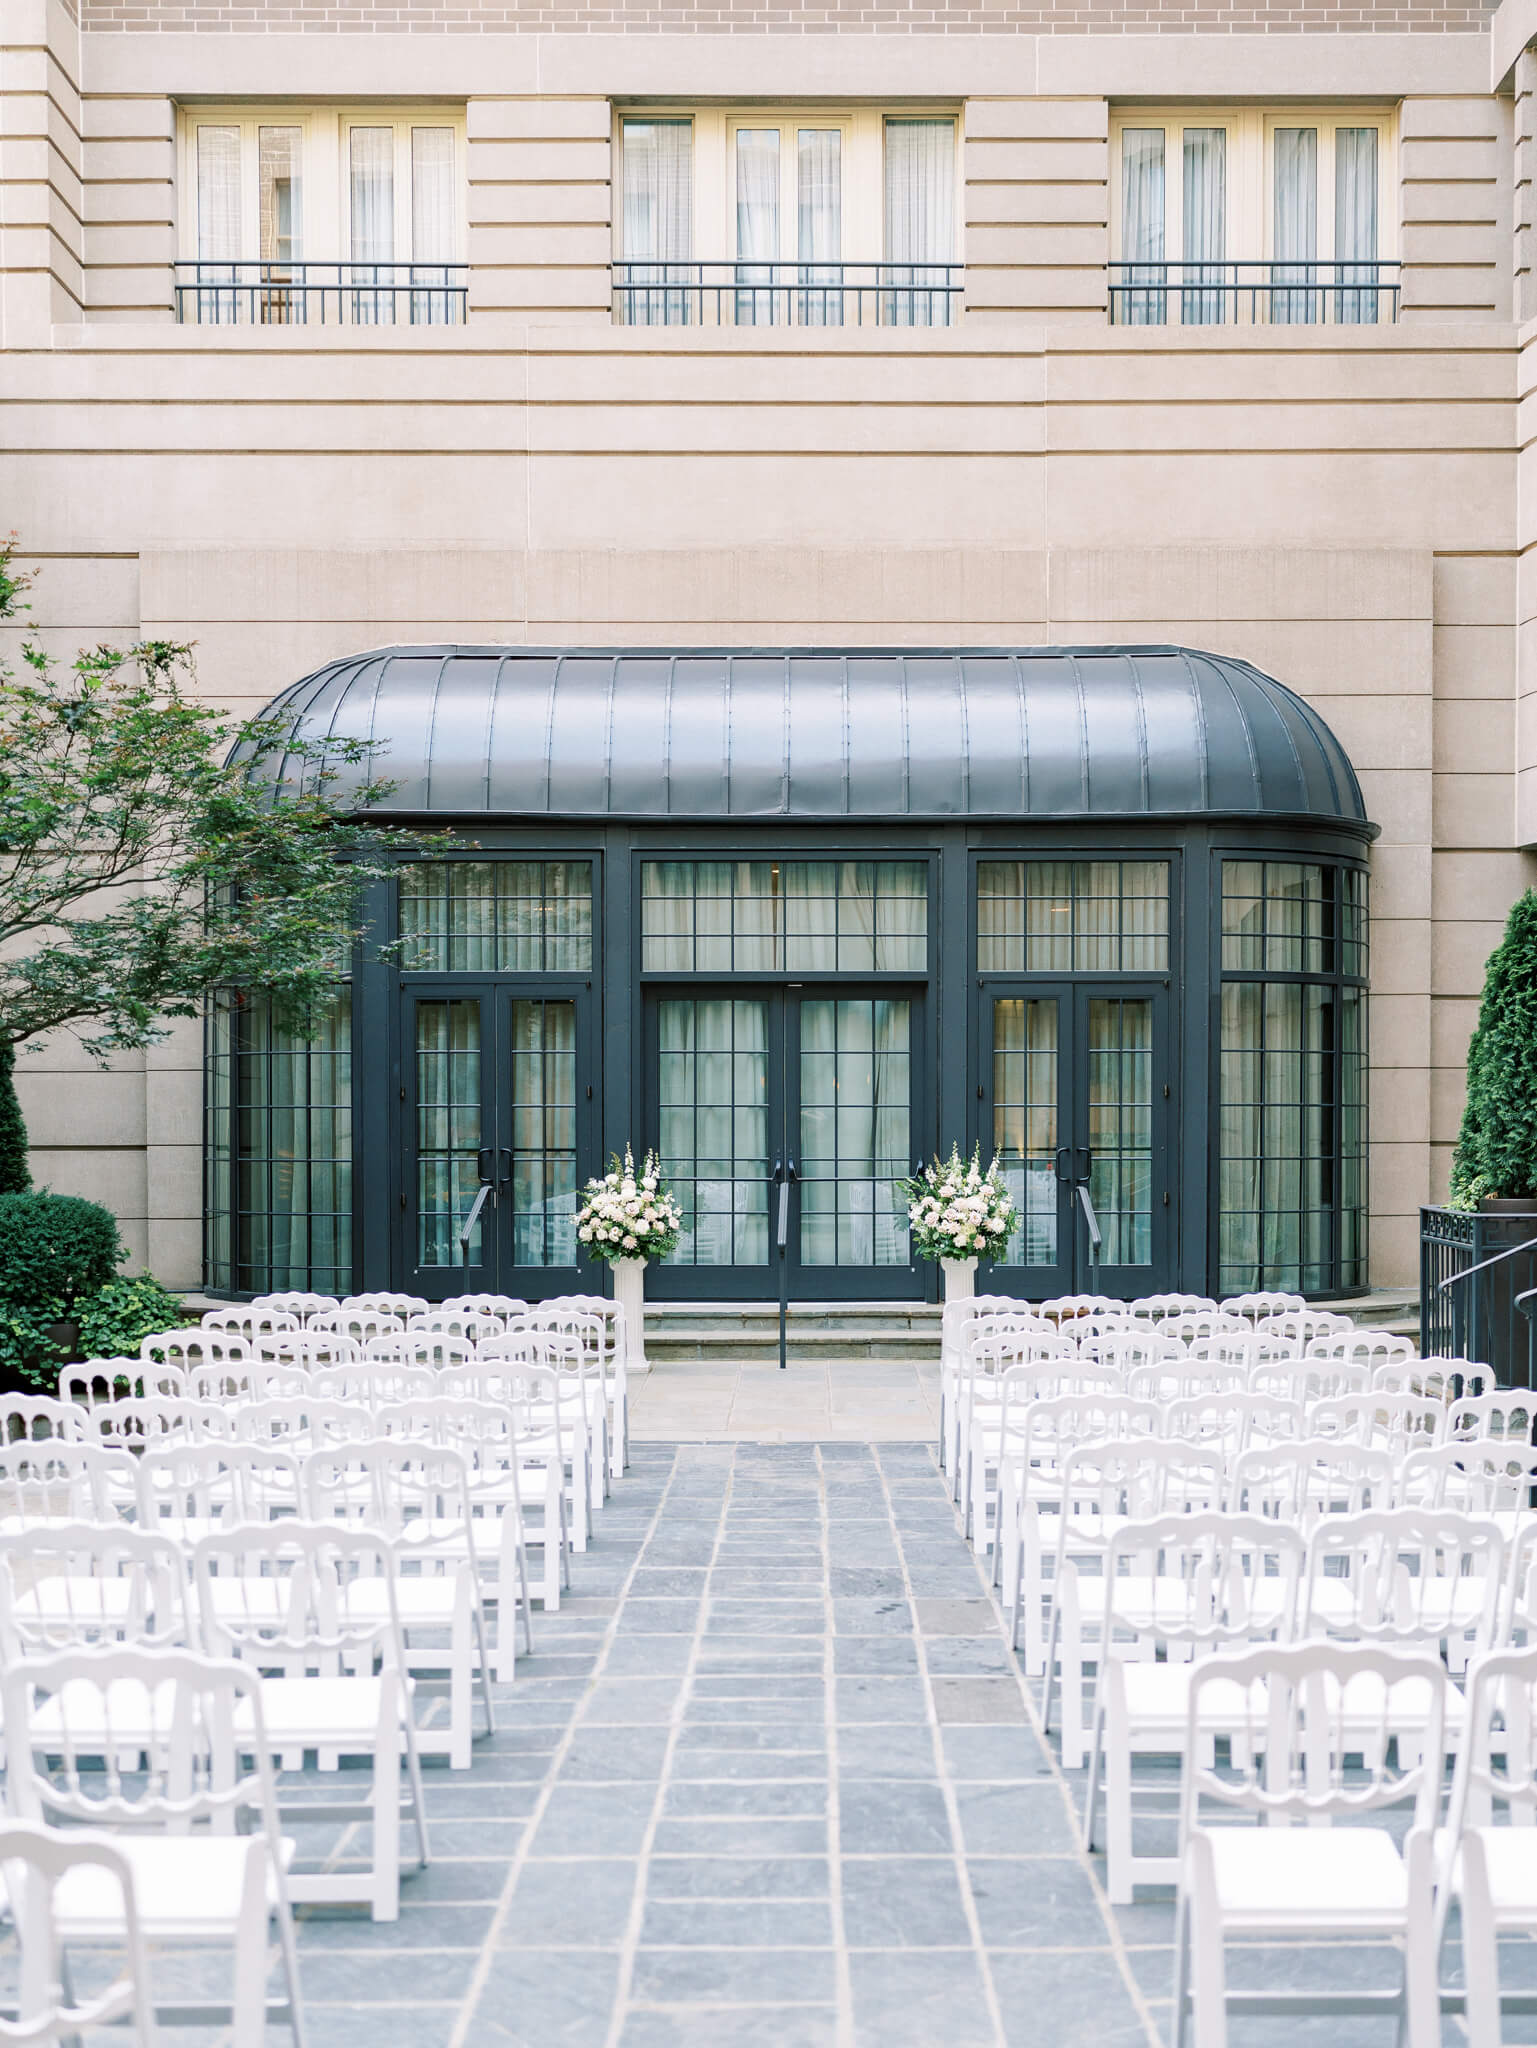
[239,645,1375,836]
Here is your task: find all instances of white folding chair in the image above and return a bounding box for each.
[1218,1289,1306,1323]
[184,1359,311,1404]
[502,1311,610,1509]
[136,1441,304,1545]
[441,1293,529,1316]
[72,1396,235,1456]
[310,1361,439,1409]
[958,1326,1081,1539]
[0,1394,77,1443]
[1130,1293,1218,1322]
[301,1439,497,1768]
[938,1296,1038,1475]
[474,1342,597,1551]
[191,1522,429,1922]
[1082,1511,1308,1903]
[0,1440,135,1534]
[138,1328,251,1377]
[1127,1361,1247,1406]
[0,1521,192,1663]
[1254,1308,1355,1345]
[1226,1437,1394,1523]
[1446,1387,1537,1445]
[1376,1356,1496,1402]
[1304,1329,1416,1374]
[1160,1392,1305,1462]
[968,1353,1119,1553]
[1400,1440,1537,1534]
[230,1395,379,1453]
[306,1307,405,1346]
[2,1646,305,2046]
[251,1290,339,1320]
[1040,1295,1122,1323]
[405,1311,506,1343]
[199,1305,300,1343]
[545,1294,631,1478]
[1160,1312,1253,1346]
[1173,1641,1444,2048]
[59,1356,187,1406]
[342,1292,430,1318]
[0,1822,155,2047]
[1248,1358,1370,1404]
[1044,1439,1228,1767]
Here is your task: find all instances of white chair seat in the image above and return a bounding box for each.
[236,1676,397,1748]
[31,1676,179,1747]
[1446,1827,1537,1916]
[11,1580,139,1624]
[4,1835,296,1942]
[1207,1825,1409,1928]
[1321,1669,1466,1731]
[1118,1664,1268,1736]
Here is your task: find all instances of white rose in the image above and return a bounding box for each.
[623,1234,637,1250]
[635,1218,650,1234]
[578,1226,592,1242]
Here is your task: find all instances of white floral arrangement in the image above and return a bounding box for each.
[895,1144,1017,1264]
[575,1146,684,1265]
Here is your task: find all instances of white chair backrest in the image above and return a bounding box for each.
[1055,1436,1226,1528]
[1039,1295,1120,1322]
[192,1521,406,1672]
[364,1331,477,1371]
[3,1645,291,1863]
[1447,1388,1536,1445]
[441,1294,529,1316]
[1100,1510,1308,1650]
[0,1440,130,1526]
[0,1393,78,1442]
[1303,1329,1416,1371]
[1128,1292,1218,1322]
[1182,1333,1260,1370]
[0,1521,190,1654]
[1401,1440,1537,1516]
[136,1440,304,1533]
[306,1308,406,1344]
[0,1822,154,2045]
[1439,1643,1537,1904]
[311,1361,438,1409]
[199,1306,300,1341]
[138,1328,250,1371]
[1375,1356,1495,1402]
[1228,1437,1395,1521]
[60,1356,188,1406]
[1009,1391,1162,1473]
[1179,1641,1446,1834]
[1161,1392,1296,1456]
[1302,1508,1506,1655]
[405,1310,506,1342]
[1249,1359,1371,1404]
[1126,1360,1247,1405]
[1159,1310,1252,1344]
[302,1438,476,1543]
[1076,1329,1180,1373]
[184,1360,310,1404]
[253,1330,362,1369]
[1218,1290,1306,1323]
[72,1395,235,1452]
[342,1292,431,1317]
[229,1394,378,1450]
[251,1290,340,1318]
[1255,1309,1355,1344]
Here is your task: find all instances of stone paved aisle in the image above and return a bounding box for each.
[16,1441,1508,2044]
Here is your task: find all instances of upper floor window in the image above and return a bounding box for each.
[614,108,960,329]
[177,107,467,326]
[1109,108,1397,328]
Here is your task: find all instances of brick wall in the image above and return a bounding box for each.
[78,0,1500,34]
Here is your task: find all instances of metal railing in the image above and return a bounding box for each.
[175,261,468,327]
[1108,259,1401,328]
[1420,1205,1537,1386]
[611,260,962,329]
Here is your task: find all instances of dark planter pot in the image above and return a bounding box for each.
[44,1318,80,1365]
[1474,1201,1537,1386]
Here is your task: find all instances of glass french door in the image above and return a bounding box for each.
[648,987,923,1300]
[400,982,594,1300]
[981,983,1170,1299]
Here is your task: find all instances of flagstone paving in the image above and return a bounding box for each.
[265,1438,1510,2048]
[11,1437,1522,2044]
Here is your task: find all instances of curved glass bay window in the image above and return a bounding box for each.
[215,645,1378,1302]
[1217,859,1368,1295]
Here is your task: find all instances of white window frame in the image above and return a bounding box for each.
[177,106,467,264]
[1109,105,1396,280]
[613,105,962,264]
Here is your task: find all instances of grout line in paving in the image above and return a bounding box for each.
[602,1450,734,2048]
[870,1441,1011,2048]
[816,1441,858,2048]
[445,1463,681,2048]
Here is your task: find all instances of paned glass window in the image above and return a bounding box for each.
[641,860,927,974]
[1218,859,1368,1296]
[205,989,353,1294]
[798,997,911,1267]
[658,998,771,1267]
[976,860,1170,974]
[398,861,593,974]
[414,998,483,1268]
[510,999,579,1268]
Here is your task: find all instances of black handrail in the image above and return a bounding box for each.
[1108,258,1400,327]
[175,260,468,327]
[611,258,962,329]
[1439,1234,1537,1291]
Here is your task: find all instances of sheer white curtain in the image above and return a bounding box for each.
[1120,128,1165,325]
[196,126,241,321]
[884,119,954,326]
[349,127,395,325]
[1272,127,1318,325]
[798,128,842,327]
[1181,127,1225,327]
[621,118,692,326]
[734,128,780,327]
[1334,127,1379,324]
[410,127,456,324]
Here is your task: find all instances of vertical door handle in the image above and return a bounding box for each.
[475,1146,495,1185]
[1077,1146,1092,1184]
[1054,1147,1072,1185]
[497,1147,513,1186]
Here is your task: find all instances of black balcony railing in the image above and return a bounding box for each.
[174,261,468,326]
[1421,1205,1537,1387]
[1108,258,1401,327]
[611,259,962,328]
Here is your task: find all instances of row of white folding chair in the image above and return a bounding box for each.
[1,1444,504,1773]
[1075,1505,1517,1904]
[0,1650,305,2044]
[0,1526,430,1926]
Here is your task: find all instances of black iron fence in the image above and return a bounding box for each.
[611,260,962,328]
[1420,1205,1537,1386]
[1109,259,1401,328]
[175,262,468,326]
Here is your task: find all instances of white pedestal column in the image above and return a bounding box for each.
[612,1257,649,1374]
[941,1257,978,1302]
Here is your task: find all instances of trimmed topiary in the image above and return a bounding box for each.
[0,1044,30,1195]
[1450,888,1537,1208]
[0,1191,123,1315]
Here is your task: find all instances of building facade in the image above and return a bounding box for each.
[3,0,1534,1302]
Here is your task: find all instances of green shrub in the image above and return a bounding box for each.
[1450,889,1537,1207]
[0,1044,30,1194]
[0,1272,185,1396]
[76,1276,184,1364]
[0,1191,122,1312]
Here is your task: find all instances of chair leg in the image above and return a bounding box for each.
[1458,1843,1501,2048]
[470,1587,496,1737]
[1190,1902,1229,2048]
[271,1882,309,2048]
[372,1705,402,1924]
[1103,1694,1135,1906]
[231,1840,270,2048]
[448,1593,471,1770]
[1173,1889,1192,2048]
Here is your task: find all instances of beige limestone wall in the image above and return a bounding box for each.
[80,91,173,319]
[468,95,611,324]
[963,97,1107,327]
[1,0,84,343]
[1401,94,1514,321]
